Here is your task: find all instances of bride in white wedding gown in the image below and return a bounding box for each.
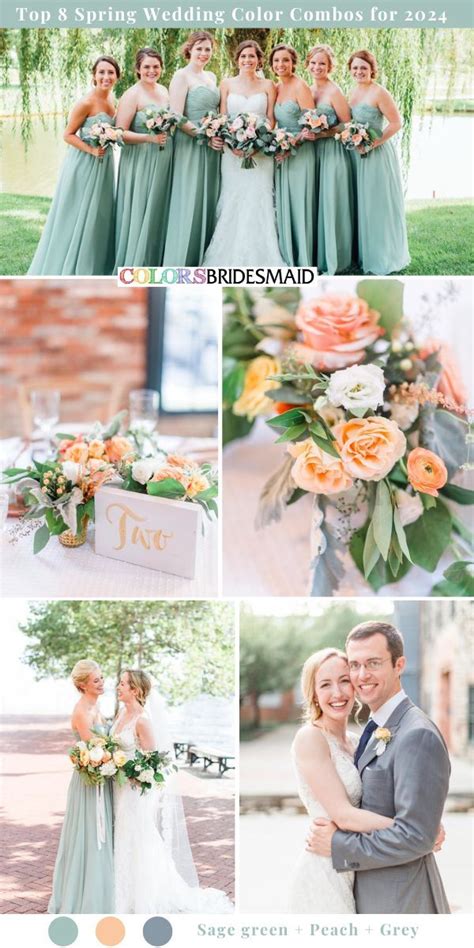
[111,669,233,913]
[289,649,393,913]
[203,40,285,267]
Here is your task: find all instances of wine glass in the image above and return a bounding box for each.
[31,389,60,446]
[128,389,160,435]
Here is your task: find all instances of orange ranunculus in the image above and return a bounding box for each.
[407,448,448,497]
[64,441,90,465]
[287,439,353,495]
[166,453,199,470]
[274,402,301,414]
[419,339,468,407]
[151,465,190,488]
[104,435,134,463]
[334,416,406,481]
[58,436,84,456]
[87,439,107,460]
[295,295,384,370]
[81,466,116,500]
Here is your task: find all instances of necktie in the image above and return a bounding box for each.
[354,718,378,766]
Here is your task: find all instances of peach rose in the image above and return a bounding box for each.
[87,439,106,460]
[58,436,84,456]
[407,448,448,497]
[81,465,116,500]
[233,356,281,420]
[334,416,406,481]
[151,465,190,488]
[186,472,210,498]
[166,453,199,471]
[419,339,468,406]
[287,439,353,495]
[104,435,134,463]
[295,295,384,370]
[64,441,90,465]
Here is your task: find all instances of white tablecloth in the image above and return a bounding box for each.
[1,435,218,599]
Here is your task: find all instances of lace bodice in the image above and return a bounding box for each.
[315,103,338,127]
[292,731,362,818]
[351,102,384,133]
[111,715,140,760]
[274,100,302,133]
[227,92,268,119]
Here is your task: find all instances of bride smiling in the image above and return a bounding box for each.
[203,40,285,266]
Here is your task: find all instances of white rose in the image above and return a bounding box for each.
[394,489,423,527]
[89,745,105,764]
[137,768,155,783]
[131,459,157,485]
[61,460,82,485]
[76,741,87,751]
[327,363,386,412]
[99,761,117,777]
[389,399,419,431]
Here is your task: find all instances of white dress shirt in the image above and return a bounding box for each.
[367,689,407,745]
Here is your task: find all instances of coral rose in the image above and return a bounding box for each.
[166,454,199,470]
[151,465,190,488]
[334,416,406,481]
[407,448,448,497]
[104,435,134,463]
[233,355,280,420]
[64,442,89,465]
[295,295,384,370]
[287,439,353,495]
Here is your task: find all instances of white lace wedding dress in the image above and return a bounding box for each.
[202,92,285,266]
[289,731,361,913]
[111,715,233,913]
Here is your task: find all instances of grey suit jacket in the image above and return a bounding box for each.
[331,697,451,914]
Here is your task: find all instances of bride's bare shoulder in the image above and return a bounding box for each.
[292,724,329,756]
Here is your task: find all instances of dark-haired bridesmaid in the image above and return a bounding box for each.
[348,49,410,274]
[114,47,173,269]
[162,31,222,266]
[29,56,119,275]
[305,44,354,275]
[271,44,317,268]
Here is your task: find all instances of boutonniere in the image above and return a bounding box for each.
[374,727,392,756]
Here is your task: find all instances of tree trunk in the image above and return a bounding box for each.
[250,691,261,729]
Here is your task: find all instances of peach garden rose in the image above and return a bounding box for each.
[407,447,448,497]
[295,295,384,370]
[104,435,134,463]
[233,355,281,420]
[287,439,354,495]
[334,416,406,481]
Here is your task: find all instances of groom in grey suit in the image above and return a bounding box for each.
[308,621,451,914]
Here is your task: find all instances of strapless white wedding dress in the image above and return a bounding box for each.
[203,92,285,266]
[288,732,361,913]
[111,716,233,913]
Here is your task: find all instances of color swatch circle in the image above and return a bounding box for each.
[96,917,126,946]
[48,917,78,946]
[143,916,173,946]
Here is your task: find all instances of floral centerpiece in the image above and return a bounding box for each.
[223,284,473,596]
[70,731,127,787]
[222,112,274,169]
[335,120,381,155]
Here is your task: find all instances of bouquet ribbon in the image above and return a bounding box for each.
[96,783,106,850]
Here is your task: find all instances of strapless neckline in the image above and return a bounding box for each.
[227,92,268,118]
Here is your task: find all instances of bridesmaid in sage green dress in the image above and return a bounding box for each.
[162,31,223,266]
[270,44,317,268]
[348,49,410,274]
[49,661,114,914]
[114,47,173,270]
[305,44,354,275]
[28,56,119,276]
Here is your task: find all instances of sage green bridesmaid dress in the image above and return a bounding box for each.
[274,101,317,267]
[48,730,114,913]
[162,86,221,266]
[28,113,115,276]
[350,103,410,274]
[314,104,355,275]
[114,107,173,270]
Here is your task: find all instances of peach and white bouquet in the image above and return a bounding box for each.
[298,109,329,135]
[144,107,184,148]
[195,111,228,147]
[88,121,124,159]
[223,283,473,595]
[335,120,381,156]
[264,127,299,161]
[222,112,274,168]
[69,731,127,787]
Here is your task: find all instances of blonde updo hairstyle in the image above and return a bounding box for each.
[71,660,100,693]
[306,44,335,72]
[124,669,152,707]
[301,648,356,723]
[181,30,214,61]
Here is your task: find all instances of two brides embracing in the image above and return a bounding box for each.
[290,621,450,914]
[49,661,232,914]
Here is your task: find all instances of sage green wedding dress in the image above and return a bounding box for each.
[314,104,355,275]
[350,103,410,274]
[114,107,174,270]
[274,101,317,268]
[28,113,115,276]
[48,730,114,913]
[162,86,221,266]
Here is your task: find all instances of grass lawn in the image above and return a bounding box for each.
[0,193,473,277]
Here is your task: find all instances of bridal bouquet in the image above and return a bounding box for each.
[222,112,274,169]
[298,109,329,135]
[144,107,184,148]
[88,121,124,159]
[335,120,381,155]
[121,749,177,795]
[194,110,228,146]
[223,284,473,596]
[70,732,127,787]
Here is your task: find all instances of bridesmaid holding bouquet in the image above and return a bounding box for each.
[162,31,222,266]
[271,44,317,268]
[114,47,173,269]
[306,45,354,275]
[28,56,119,276]
[348,49,410,274]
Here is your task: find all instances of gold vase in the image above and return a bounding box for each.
[59,515,89,548]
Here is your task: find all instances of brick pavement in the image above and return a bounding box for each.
[0,715,234,913]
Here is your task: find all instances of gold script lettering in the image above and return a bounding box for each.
[106,503,174,553]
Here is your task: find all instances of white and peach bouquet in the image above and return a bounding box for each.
[264,127,299,161]
[223,283,473,596]
[144,107,184,148]
[69,731,127,787]
[88,121,124,158]
[121,749,177,796]
[195,110,228,147]
[222,112,274,168]
[335,120,381,155]
[298,109,329,135]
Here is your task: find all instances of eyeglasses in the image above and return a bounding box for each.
[348,659,392,672]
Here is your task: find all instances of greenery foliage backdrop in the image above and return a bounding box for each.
[1,27,472,166]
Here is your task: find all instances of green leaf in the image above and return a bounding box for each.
[440,483,474,505]
[309,431,340,458]
[432,561,474,597]
[286,487,307,506]
[267,408,305,429]
[33,524,50,554]
[393,507,413,563]
[421,493,437,510]
[147,478,186,499]
[55,431,76,440]
[275,423,308,443]
[351,523,412,591]
[266,386,311,405]
[404,501,452,572]
[102,411,127,440]
[372,480,393,561]
[222,362,246,406]
[363,520,381,578]
[223,409,253,446]
[45,508,68,535]
[356,279,404,335]
[195,485,218,501]
[419,407,468,478]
